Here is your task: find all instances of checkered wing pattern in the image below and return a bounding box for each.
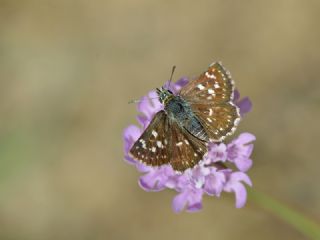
[180,62,240,142]
[169,119,207,171]
[129,111,171,167]
[129,111,207,171]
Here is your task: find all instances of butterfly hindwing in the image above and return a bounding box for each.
[169,119,207,171]
[191,102,240,141]
[129,110,171,166]
[180,62,240,142]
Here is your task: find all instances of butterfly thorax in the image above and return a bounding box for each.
[156,87,174,105]
[156,87,209,142]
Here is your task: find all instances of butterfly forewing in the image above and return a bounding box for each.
[180,62,234,104]
[180,62,240,142]
[169,120,207,171]
[129,111,171,166]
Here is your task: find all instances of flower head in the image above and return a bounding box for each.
[123,78,255,213]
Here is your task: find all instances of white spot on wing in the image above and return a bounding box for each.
[151,147,156,152]
[157,141,163,148]
[207,117,212,123]
[205,72,216,79]
[139,139,146,149]
[197,84,205,90]
[184,139,189,145]
[209,108,213,116]
[208,88,214,94]
[176,142,183,146]
[152,130,158,137]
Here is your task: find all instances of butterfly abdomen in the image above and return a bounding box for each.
[185,116,209,142]
[165,96,209,142]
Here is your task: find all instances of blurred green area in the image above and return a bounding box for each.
[0,0,319,239]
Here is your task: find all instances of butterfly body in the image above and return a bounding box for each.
[160,89,209,142]
[130,62,240,172]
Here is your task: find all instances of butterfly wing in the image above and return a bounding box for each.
[180,62,240,142]
[190,102,240,142]
[169,119,207,171]
[129,110,206,171]
[129,110,171,167]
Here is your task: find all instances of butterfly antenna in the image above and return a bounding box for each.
[128,99,141,104]
[168,65,176,90]
[128,97,159,104]
[129,66,175,104]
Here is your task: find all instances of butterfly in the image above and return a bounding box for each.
[129,62,240,172]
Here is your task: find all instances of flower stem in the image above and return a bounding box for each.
[248,189,320,239]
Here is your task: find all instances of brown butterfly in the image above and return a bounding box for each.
[129,62,240,172]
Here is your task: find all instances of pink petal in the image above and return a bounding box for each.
[172,191,188,213]
[234,157,253,172]
[233,182,248,208]
[230,172,253,186]
[237,97,252,116]
[237,133,256,144]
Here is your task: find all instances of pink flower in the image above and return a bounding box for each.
[227,133,255,172]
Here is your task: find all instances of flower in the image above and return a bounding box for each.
[227,133,255,172]
[204,143,228,163]
[123,78,255,213]
[234,89,253,117]
[223,171,253,208]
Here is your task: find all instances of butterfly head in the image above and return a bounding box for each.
[156,87,174,105]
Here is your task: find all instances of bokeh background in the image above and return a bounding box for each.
[0,1,319,239]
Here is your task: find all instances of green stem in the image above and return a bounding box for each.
[248,189,320,239]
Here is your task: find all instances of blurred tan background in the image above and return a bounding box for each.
[0,0,319,239]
